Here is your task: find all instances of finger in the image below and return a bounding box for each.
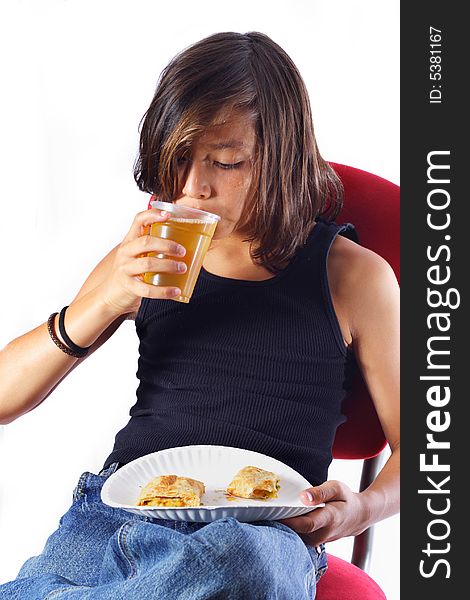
[126,277,182,300]
[125,256,187,277]
[124,234,186,259]
[279,510,319,534]
[299,527,330,547]
[302,481,345,506]
[122,209,171,244]
[280,506,330,534]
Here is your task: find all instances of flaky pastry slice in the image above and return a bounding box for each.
[136,474,205,507]
[226,466,280,500]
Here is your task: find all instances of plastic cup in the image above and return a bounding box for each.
[143,200,220,303]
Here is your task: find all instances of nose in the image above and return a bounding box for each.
[181,160,211,200]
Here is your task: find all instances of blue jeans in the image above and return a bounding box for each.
[0,463,327,599]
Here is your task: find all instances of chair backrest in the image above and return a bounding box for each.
[329,163,399,460]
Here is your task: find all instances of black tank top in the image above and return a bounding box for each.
[104,219,358,486]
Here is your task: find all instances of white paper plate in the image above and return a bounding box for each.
[101,445,323,522]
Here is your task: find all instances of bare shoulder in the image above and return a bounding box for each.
[328,234,399,341]
[328,234,398,288]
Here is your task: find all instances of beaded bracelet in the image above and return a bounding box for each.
[58,306,91,358]
[47,311,89,359]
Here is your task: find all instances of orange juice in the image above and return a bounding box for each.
[143,216,218,303]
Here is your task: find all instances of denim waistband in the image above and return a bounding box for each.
[98,462,122,478]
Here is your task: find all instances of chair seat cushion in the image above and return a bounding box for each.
[316,554,387,599]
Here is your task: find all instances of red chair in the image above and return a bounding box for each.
[315,163,399,600]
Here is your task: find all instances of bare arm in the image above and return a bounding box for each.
[347,249,400,526]
[0,208,187,424]
[0,249,129,425]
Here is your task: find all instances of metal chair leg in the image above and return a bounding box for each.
[351,452,384,572]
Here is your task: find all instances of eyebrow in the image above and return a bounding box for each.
[206,140,246,150]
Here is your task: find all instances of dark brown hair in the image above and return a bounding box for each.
[134,31,343,273]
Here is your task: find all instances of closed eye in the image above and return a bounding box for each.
[214,161,243,170]
[177,157,243,170]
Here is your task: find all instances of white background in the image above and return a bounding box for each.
[0,0,400,597]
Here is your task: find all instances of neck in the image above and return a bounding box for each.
[204,234,274,281]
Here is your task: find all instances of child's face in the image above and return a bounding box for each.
[175,111,256,240]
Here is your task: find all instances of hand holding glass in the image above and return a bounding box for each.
[143,200,220,303]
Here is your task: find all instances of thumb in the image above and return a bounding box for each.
[300,480,343,506]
